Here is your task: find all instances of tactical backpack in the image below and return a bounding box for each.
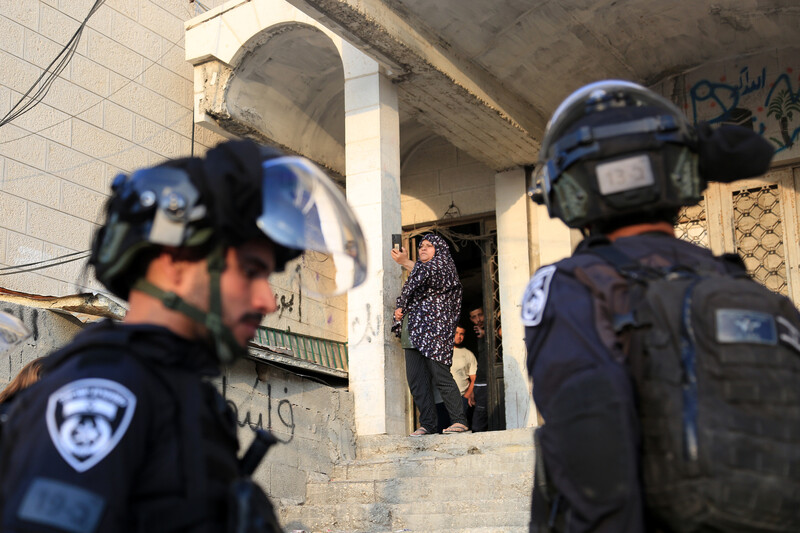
[575,243,800,533]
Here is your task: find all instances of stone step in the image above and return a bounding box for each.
[280,429,536,533]
[306,470,532,506]
[354,428,534,462]
[334,446,533,481]
[281,502,391,533]
[286,524,529,533]
[391,506,531,531]
[281,500,531,532]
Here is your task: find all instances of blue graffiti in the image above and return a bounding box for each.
[763,72,800,106]
[690,79,739,125]
[689,66,800,153]
[740,67,766,96]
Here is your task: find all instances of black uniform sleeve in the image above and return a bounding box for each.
[523,267,614,416]
[522,265,645,531]
[0,354,157,533]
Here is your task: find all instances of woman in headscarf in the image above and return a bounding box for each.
[393,233,468,435]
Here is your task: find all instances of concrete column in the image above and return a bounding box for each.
[495,167,539,429]
[343,42,406,436]
[534,203,574,268]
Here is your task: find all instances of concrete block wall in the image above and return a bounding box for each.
[0,0,229,298]
[218,356,357,506]
[653,47,800,165]
[401,134,495,226]
[0,301,87,389]
[262,253,349,343]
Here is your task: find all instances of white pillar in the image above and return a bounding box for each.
[534,204,574,268]
[343,43,406,436]
[495,167,539,428]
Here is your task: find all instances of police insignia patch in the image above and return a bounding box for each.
[521,265,556,327]
[46,378,136,472]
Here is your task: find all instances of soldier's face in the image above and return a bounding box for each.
[218,240,279,347]
[185,239,278,347]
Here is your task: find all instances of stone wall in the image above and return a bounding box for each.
[0,300,86,386]
[0,1,228,298]
[400,134,496,226]
[653,47,800,165]
[220,357,356,505]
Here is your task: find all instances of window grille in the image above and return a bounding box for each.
[732,184,787,295]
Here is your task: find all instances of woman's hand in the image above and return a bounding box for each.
[394,308,404,322]
[390,247,415,271]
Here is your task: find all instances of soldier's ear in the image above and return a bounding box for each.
[148,247,195,289]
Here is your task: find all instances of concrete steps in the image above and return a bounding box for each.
[280,427,535,533]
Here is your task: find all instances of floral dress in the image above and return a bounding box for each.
[393,234,462,365]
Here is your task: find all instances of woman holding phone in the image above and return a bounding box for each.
[392,234,468,435]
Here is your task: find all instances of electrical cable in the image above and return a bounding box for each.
[0,10,186,148]
[0,250,90,271]
[0,252,91,276]
[0,0,106,128]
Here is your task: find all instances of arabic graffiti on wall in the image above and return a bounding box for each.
[667,51,800,161]
[222,376,296,443]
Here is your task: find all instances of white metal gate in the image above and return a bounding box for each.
[675,164,800,304]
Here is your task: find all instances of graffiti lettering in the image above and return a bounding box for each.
[350,303,380,344]
[2,306,38,341]
[739,66,766,96]
[689,65,800,153]
[222,377,295,443]
[689,67,800,153]
[274,265,303,320]
[277,293,295,318]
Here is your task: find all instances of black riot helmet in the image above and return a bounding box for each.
[529,80,775,232]
[90,139,367,362]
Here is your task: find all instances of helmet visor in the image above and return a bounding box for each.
[0,311,31,352]
[257,156,367,296]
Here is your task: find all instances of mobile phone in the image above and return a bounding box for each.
[391,234,402,251]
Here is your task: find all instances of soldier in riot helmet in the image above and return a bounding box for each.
[0,139,367,533]
[522,80,793,532]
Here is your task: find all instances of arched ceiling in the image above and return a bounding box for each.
[284,0,800,170]
[227,23,345,175]
[188,0,800,173]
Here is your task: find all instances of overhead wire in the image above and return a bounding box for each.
[0,3,197,303]
[0,250,90,272]
[0,0,106,128]
[0,252,92,276]
[0,31,187,149]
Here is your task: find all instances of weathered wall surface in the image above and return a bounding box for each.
[0,300,85,386]
[400,134,495,226]
[0,0,228,298]
[654,47,800,165]
[261,256,349,343]
[0,303,356,509]
[219,357,356,505]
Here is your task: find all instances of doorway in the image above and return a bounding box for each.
[402,215,506,431]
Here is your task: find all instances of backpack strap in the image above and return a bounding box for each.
[582,240,639,272]
[580,243,706,462]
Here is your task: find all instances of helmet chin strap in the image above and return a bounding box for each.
[131,245,245,364]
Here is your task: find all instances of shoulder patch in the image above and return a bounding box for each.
[46,378,137,473]
[521,265,557,327]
